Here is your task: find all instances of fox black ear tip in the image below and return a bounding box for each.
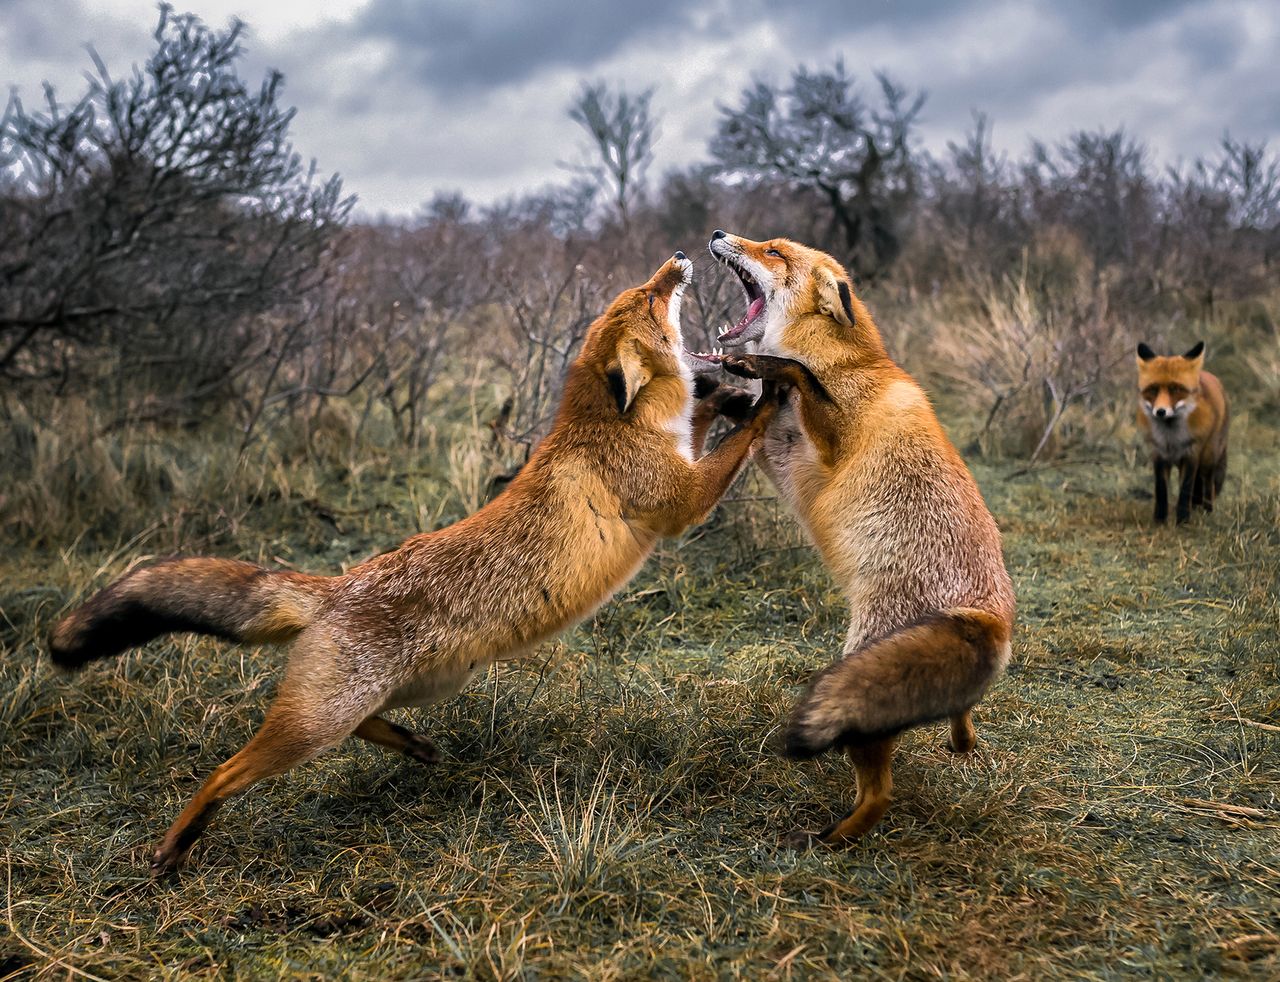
[1136,342,1156,360]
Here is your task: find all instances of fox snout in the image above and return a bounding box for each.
[647,253,692,296]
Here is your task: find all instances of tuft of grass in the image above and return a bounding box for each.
[511,760,664,913]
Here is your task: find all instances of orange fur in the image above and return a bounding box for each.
[1136,341,1229,524]
[48,254,776,873]
[708,232,1015,846]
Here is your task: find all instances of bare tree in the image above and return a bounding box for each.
[567,82,658,229]
[1162,136,1280,310]
[710,62,924,280]
[0,4,350,421]
[1022,129,1155,289]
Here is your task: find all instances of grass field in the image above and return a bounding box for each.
[2,407,1278,979]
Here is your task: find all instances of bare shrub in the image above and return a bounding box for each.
[710,62,923,280]
[924,243,1131,460]
[0,5,349,424]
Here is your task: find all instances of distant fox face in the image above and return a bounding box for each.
[1137,341,1205,423]
[702,231,858,356]
[580,252,693,414]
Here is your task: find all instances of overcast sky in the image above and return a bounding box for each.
[3,0,1278,217]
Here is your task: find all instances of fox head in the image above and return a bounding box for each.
[576,252,694,418]
[700,231,875,367]
[1136,341,1205,423]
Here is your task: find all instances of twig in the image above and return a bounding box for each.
[1179,798,1268,819]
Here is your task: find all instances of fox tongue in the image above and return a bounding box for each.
[717,297,766,343]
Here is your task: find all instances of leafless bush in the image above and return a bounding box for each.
[0,5,349,425]
[925,246,1131,460]
[1162,136,1280,311]
[4,21,1278,491]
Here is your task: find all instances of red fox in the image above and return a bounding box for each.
[694,230,1015,847]
[48,254,775,874]
[1136,341,1229,524]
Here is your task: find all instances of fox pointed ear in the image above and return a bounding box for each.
[604,341,652,415]
[1183,340,1205,362]
[1136,342,1156,362]
[817,269,855,328]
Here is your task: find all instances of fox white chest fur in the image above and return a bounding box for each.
[1144,413,1195,461]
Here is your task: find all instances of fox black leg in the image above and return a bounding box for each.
[1175,463,1196,524]
[1153,460,1169,524]
[354,716,441,764]
[722,355,832,403]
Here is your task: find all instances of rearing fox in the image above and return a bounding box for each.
[695,231,1015,848]
[1136,341,1229,524]
[48,254,774,874]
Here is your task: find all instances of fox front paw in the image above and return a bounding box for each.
[706,383,757,422]
[781,828,823,850]
[149,843,185,878]
[721,355,764,381]
[693,374,721,399]
[404,734,442,765]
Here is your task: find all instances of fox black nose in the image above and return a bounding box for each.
[711,229,727,240]
[674,251,686,261]
[1155,408,1168,418]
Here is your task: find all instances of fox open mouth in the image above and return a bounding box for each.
[687,255,766,364]
[718,260,765,344]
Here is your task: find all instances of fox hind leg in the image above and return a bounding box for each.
[149,697,361,875]
[947,710,977,753]
[354,715,441,764]
[783,737,896,849]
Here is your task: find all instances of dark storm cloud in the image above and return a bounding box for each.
[354,0,700,92]
[348,0,1218,97]
[2,0,1276,213]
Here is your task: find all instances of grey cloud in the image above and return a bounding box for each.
[353,0,701,93]
[1,0,151,100]
[1174,13,1247,72]
[1064,0,1208,31]
[2,0,1275,215]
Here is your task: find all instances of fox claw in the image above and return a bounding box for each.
[721,355,761,380]
[404,736,441,765]
[781,828,822,850]
[149,845,183,877]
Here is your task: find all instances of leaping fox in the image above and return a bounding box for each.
[49,254,774,873]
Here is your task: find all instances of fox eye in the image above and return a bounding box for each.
[765,249,783,258]
[647,292,655,309]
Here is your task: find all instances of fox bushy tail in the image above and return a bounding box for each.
[782,608,1011,759]
[48,558,331,669]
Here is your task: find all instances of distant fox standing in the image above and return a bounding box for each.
[48,254,775,874]
[1136,341,1229,524]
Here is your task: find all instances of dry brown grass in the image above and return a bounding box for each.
[2,455,1277,977]
[1,318,1278,978]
